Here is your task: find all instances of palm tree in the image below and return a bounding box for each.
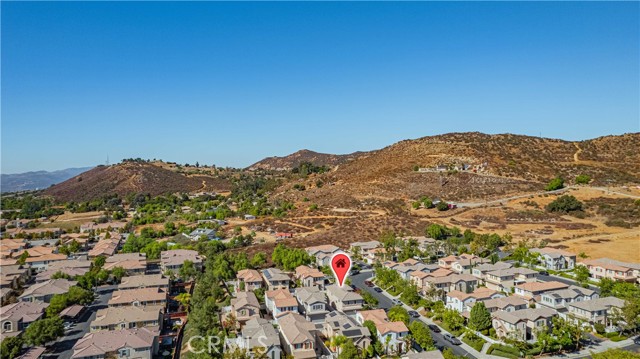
[329,335,347,355]
[175,293,191,311]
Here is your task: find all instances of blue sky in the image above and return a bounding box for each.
[2,1,638,173]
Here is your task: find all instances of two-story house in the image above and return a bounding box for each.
[538,285,598,311]
[492,307,557,342]
[484,267,538,292]
[445,287,503,313]
[477,296,528,313]
[530,248,576,271]
[1,301,48,337]
[265,289,298,318]
[471,262,513,281]
[90,305,163,332]
[108,287,167,308]
[236,269,264,292]
[225,318,282,359]
[579,258,640,283]
[356,309,409,354]
[323,311,371,352]
[566,296,625,326]
[228,291,261,327]
[277,312,319,359]
[294,286,329,323]
[326,284,364,314]
[305,245,341,267]
[514,281,569,300]
[294,266,326,288]
[19,279,76,303]
[72,327,159,359]
[262,268,291,290]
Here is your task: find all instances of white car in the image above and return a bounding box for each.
[391,298,402,305]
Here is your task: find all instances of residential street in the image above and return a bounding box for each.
[44,285,117,359]
[350,270,478,358]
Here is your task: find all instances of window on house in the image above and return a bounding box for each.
[3,321,12,331]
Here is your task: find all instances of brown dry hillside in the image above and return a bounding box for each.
[44,162,232,202]
[248,149,366,171]
[268,132,640,206]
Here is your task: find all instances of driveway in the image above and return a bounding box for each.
[44,285,117,359]
[350,270,477,358]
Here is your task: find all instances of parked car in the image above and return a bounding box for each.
[409,310,420,318]
[63,322,74,332]
[373,287,383,293]
[391,298,402,306]
[539,270,549,276]
[364,280,374,287]
[350,269,360,275]
[444,334,461,345]
[428,324,441,333]
[635,336,640,345]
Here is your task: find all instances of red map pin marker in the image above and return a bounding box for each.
[331,252,352,287]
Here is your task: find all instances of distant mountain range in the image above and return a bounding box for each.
[1,167,94,193]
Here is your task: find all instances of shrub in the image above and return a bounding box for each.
[545,177,564,191]
[546,195,583,213]
[575,174,591,184]
[487,344,520,359]
[462,332,486,352]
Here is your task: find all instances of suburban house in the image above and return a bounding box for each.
[0,301,48,337]
[325,284,364,314]
[90,305,163,332]
[538,285,598,310]
[225,318,283,359]
[294,286,329,323]
[265,289,299,318]
[160,249,203,273]
[514,281,569,299]
[71,327,159,359]
[492,307,556,342]
[305,245,340,267]
[323,311,371,352]
[566,297,626,326]
[356,309,409,354]
[294,265,326,288]
[262,268,291,290]
[104,253,147,275]
[445,287,504,313]
[188,228,218,241]
[472,262,513,280]
[438,254,488,272]
[236,269,264,292]
[530,248,576,271]
[24,253,67,272]
[108,287,167,308]
[277,312,319,359]
[480,296,529,313]
[118,274,170,291]
[0,264,31,289]
[35,258,91,283]
[579,258,640,283]
[484,267,539,292]
[410,268,453,293]
[227,291,261,327]
[19,279,76,303]
[350,241,381,262]
[79,221,127,233]
[88,237,121,257]
[423,273,478,295]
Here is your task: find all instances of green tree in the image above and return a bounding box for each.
[409,320,434,350]
[443,309,465,333]
[0,336,23,359]
[436,201,449,211]
[574,265,591,287]
[111,266,127,283]
[363,320,378,344]
[388,306,410,325]
[179,260,199,280]
[546,195,583,213]
[545,177,565,191]
[250,253,267,268]
[469,302,492,332]
[176,293,192,311]
[23,317,64,346]
[17,251,29,265]
[426,224,446,240]
[575,174,591,185]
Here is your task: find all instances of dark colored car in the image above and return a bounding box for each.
[444,334,461,345]
[409,310,420,318]
[539,270,549,276]
[364,280,374,287]
[350,269,360,275]
[373,287,383,293]
[428,324,441,333]
[634,336,640,345]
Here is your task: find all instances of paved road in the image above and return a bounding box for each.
[350,270,477,358]
[44,285,117,359]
